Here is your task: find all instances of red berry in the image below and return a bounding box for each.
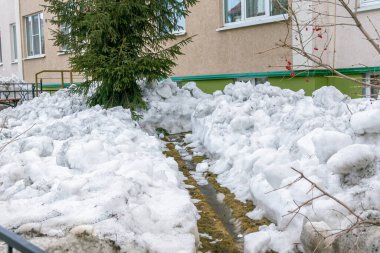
[290,72,296,77]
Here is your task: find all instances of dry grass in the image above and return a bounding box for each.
[164,143,241,253]
[205,172,271,234]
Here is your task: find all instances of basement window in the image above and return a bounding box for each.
[364,73,380,99]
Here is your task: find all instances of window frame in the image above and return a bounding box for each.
[222,0,288,27]
[363,72,380,98]
[58,23,71,54]
[25,12,45,58]
[361,0,380,6]
[10,23,18,63]
[0,31,2,64]
[357,0,380,12]
[172,15,186,35]
[170,0,187,36]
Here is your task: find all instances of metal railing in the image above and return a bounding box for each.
[0,83,36,107]
[35,70,81,97]
[0,226,45,253]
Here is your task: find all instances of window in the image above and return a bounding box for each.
[224,0,288,25]
[173,14,186,34]
[0,32,2,64]
[170,0,186,35]
[236,77,268,85]
[25,12,45,57]
[10,23,18,62]
[364,73,380,98]
[361,0,380,6]
[59,23,71,53]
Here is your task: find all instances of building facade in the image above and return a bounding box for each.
[0,0,379,98]
[171,0,380,98]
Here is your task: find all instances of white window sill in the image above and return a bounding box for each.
[357,2,380,12]
[11,61,18,64]
[172,31,187,36]
[57,51,70,56]
[216,14,288,32]
[0,63,3,66]
[24,54,46,60]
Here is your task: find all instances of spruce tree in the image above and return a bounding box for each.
[44,0,197,111]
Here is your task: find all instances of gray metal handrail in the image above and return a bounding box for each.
[0,226,45,253]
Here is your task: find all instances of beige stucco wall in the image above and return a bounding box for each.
[20,0,71,83]
[171,0,292,77]
[16,0,378,83]
[18,0,292,81]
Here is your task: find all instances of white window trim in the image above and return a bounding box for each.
[357,0,380,12]
[220,0,288,31]
[172,30,187,36]
[25,12,45,57]
[0,31,2,64]
[10,23,18,62]
[217,13,288,31]
[24,54,46,60]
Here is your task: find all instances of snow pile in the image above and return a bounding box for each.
[0,74,25,83]
[190,82,380,252]
[0,90,198,252]
[140,79,211,134]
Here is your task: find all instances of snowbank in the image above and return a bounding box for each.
[0,90,198,252]
[0,74,25,84]
[189,82,380,252]
[139,79,211,134]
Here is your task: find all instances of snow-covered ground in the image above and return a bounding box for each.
[0,89,198,252]
[189,82,380,252]
[1,77,379,253]
[143,79,380,252]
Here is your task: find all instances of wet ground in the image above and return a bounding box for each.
[163,133,272,253]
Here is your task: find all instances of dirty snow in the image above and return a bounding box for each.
[0,89,198,252]
[187,82,380,252]
[1,77,379,253]
[139,79,211,134]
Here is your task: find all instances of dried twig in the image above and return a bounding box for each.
[0,124,35,153]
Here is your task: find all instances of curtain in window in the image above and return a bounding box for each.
[246,0,265,18]
[270,0,287,16]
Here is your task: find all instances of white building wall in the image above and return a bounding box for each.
[335,4,380,68]
[0,0,22,79]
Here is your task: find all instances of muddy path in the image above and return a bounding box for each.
[163,133,272,253]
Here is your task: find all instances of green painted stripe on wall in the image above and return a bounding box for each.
[171,66,380,82]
